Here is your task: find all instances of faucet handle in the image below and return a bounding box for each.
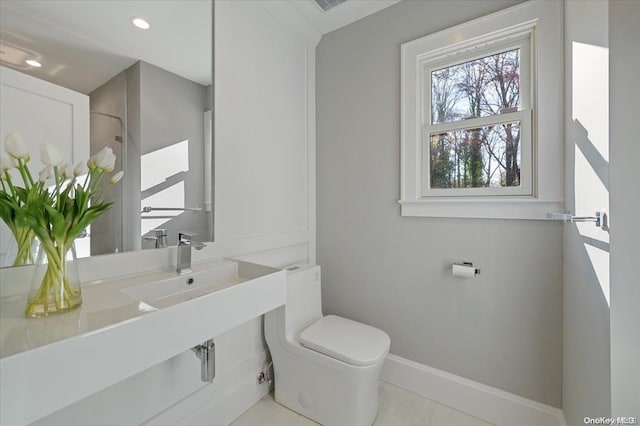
[178,232,193,244]
[178,232,207,250]
[150,228,167,237]
[144,229,168,248]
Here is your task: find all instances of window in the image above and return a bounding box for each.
[426,44,531,196]
[400,1,563,219]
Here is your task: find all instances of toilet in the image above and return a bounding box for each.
[264,265,390,426]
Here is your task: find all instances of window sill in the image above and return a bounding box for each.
[398,198,564,220]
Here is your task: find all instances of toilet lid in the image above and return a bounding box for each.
[299,315,390,366]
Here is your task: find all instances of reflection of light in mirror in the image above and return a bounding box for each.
[131,17,151,30]
[140,139,188,235]
[0,42,35,68]
[572,41,609,304]
[141,140,188,191]
[137,302,156,312]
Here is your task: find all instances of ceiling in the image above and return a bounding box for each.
[0,0,401,95]
[288,0,402,35]
[0,0,212,94]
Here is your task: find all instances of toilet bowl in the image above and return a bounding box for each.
[264,265,390,426]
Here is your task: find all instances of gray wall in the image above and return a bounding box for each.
[609,0,640,417]
[93,61,210,252]
[126,63,142,251]
[138,61,209,246]
[562,2,611,424]
[316,0,563,407]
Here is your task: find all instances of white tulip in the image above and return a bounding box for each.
[88,146,116,172]
[102,152,116,172]
[73,161,88,177]
[4,133,30,160]
[39,166,53,182]
[61,163,75,179]
[0,168,14,182]
[0,154,13,171]
[40,141,64,167]
[109,170,124,184]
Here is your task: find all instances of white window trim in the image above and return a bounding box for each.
[400,0,564,220]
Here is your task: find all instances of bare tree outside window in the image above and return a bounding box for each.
[429,49,521,189]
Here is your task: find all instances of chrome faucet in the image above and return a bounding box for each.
[177,232,206,275]
[143,228,168,249]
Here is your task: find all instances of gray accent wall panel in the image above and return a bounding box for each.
[316,0,562,407]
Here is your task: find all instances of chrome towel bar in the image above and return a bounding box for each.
[141,206,202,213]
[547,210,608,230]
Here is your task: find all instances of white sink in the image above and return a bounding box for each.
[0,258,286,425]
[121,260,245,308]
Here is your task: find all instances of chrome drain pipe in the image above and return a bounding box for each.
[192,339,215,382]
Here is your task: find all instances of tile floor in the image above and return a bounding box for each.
[231,382,495,426]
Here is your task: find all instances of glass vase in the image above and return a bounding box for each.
[25,240,82,318]
[4,227,38,267]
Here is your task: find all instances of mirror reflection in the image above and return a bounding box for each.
[0,0,213,266]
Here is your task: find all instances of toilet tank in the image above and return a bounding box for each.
[284,264,323,341]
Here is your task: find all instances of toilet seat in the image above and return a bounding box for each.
[300,315,390,366]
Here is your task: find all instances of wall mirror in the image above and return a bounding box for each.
[0,0,214,267]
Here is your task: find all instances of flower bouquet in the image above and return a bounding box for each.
[0,149,36,267]
[0,133,123,317]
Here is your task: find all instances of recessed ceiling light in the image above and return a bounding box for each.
[25,59,42,67]
[131,17,150,30]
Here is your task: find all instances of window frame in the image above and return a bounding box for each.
[399,0,564,219]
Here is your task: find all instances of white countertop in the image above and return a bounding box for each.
[0,259,246,359]
[0,258,286,425]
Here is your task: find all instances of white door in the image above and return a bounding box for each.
[0,65,89,264]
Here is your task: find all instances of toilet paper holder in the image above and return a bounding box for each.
[452,262,480,277]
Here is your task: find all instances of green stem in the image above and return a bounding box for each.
[26,238,81,316]
[12,226,35,266]
[16,159,32,189]
[88,169,104,193]
[3,171,17,198]
[95,182,113,204]
[23,159,35,187]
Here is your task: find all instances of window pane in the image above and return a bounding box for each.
[431,49,520,124]
[429,121,521,188]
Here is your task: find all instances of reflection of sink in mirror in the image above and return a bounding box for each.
[121,260,245,309]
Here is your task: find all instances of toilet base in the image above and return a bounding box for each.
[270,345,385,426]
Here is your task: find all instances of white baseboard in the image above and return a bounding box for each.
[381,354,566,426]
